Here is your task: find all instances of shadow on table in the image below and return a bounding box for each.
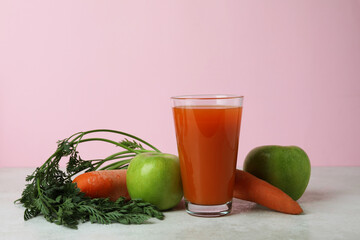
[231,198,264,215]
[169,199,186,211]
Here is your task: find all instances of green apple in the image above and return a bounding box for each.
[243,145,311,201]
[126,152,183,210]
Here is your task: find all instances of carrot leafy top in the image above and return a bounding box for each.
[16,129,163,229]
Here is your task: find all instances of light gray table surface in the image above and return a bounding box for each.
[1,167,359,240]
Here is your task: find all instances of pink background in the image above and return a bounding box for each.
[1,1,360,167]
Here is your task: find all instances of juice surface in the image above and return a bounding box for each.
[173,105,242,205]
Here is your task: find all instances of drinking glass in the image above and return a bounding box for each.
[171,94,243,217]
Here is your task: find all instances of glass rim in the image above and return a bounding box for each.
[171,94,244,100]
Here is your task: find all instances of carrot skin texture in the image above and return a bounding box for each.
[233,169,303,215]
[72,169,130,201]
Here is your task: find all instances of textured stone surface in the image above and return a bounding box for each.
[1,167,360,240]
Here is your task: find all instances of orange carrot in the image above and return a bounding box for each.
[72,169,130,201]
[233,169,303,214]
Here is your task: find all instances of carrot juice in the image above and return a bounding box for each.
[173,105,242,206]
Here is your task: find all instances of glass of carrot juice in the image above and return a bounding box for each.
[171,94,243,217]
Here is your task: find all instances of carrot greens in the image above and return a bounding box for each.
[16,129,164,229]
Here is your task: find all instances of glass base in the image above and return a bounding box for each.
[185,200,232,217]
